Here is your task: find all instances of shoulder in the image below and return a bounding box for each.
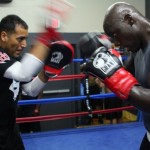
[0,49,16,74]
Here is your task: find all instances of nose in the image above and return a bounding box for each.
[21,39,27,48]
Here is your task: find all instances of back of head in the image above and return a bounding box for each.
[0,14,28,34]
[103,2,143,36]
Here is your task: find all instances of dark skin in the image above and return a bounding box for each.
[103,2,150,114]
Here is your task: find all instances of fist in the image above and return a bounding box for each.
[82,47,138,100]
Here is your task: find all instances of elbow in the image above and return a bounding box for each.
[13,72,33,82]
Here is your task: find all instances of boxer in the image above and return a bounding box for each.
[80,2,150,149]
[0,0,74,149]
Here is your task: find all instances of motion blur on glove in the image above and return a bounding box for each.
[44,40,74,77]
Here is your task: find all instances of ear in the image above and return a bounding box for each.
[1,31,8,42]
[124,14,135,26]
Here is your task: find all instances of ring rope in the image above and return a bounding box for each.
[18,93,116,105]
[72,56,127,62]
[16,105,134,123]
[17,57,129,123]
[48,74,85,81]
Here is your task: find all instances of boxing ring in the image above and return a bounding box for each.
[21,122,145,150]
[17,58,146,150]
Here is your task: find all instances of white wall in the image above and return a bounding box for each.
[0,0,145,33]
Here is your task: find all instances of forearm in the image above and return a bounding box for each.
[29,42,50,63]
[22,75,47,97]
[128,86,150,114]
[38,70,49,83]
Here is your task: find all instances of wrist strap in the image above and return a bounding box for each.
[104,68,139,100]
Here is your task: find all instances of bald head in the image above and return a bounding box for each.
[102,2,149,52]
[103,2,144,37]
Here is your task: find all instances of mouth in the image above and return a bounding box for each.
[17,49,22,53]
[15,49,23,56]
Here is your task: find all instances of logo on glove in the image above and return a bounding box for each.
[50,51,63,64]
[93,52,118,74]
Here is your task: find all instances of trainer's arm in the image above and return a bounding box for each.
[21,70,48,97]
[4,53,45,82]
[38,70,49,83]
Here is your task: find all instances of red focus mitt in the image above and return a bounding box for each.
[44,40,74,77]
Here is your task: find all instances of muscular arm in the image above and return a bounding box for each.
[125,53,150,114]
[129,86,150,114]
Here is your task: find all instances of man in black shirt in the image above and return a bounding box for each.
[0,13,74,150]
[0,14,50,150]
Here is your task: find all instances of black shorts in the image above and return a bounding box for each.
[0,124,25,150]
[140,133,150,150]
